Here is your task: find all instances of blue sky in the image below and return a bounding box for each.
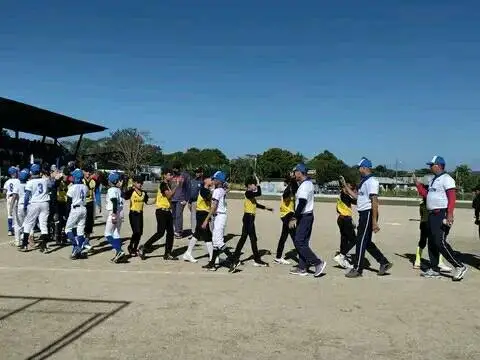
[1,0,479,170]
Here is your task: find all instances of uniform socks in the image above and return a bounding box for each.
[205,242,214,260]
[7,218,13,232]
[186,237,197,255]
[415,246,422,266]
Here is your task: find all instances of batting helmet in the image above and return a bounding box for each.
[19,169,30,182]
[108,172,121,184]
[30,164,41,175]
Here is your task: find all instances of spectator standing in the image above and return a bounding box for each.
[188,167,204,239]
[170,161,191,238]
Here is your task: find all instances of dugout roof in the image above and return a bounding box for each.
[0,97,106,138]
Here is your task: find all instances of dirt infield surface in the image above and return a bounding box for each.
[0,199,479,360]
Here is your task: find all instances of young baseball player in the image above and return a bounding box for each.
[104,172,126,263]
[9,169,29,247]
[123,175,150,257]
[182,176,214,263]
[201,171,234,271]
[333,181,357,269]
[21,164,51,252]
[3,166,19,236]
[274,173,298,265]
[82,164,97,248]
[229,175,273,271]
[139,169,178,261]
[65,169,89,259]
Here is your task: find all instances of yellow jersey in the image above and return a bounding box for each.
[57,180,68,203]
[130,189,147,212]
[280,196,294,218]
[336,192,354,217]
[83,178,96,203]
[196,190,211,212]
[155,182,171,209]
[244,196,257,215]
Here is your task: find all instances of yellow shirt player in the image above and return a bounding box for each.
[82,165,97,243]
[139,169,178,260]
[274,173,298,265]
[230,175,273,271]
[182,176,215,263]
[123,175,150,256]
[333,182,357,269]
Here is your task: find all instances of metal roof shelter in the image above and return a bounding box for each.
[0,97,106,139]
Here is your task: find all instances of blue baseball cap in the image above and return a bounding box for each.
[71,168,84,183]
[108,172,121,184]
[212,171,226,183]
[357,158,373,169]
[8,166,18,176]
[30,163,41,175]
[19,169,29,181]
[426,156,446,166]
[293,163,308,174]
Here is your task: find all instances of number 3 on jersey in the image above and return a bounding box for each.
[37,183,44,194]
[80,190,85,202]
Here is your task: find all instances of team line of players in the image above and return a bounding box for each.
[1,155,469,280]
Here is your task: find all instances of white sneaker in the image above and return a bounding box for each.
[8,231,14,236]
[333,254,352,269]
[439,263,452,272]
[274,258,291,265]
[182,252,198,263]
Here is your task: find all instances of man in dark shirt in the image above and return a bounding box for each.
[171,161,191,238]
[188,167,204,239]
[473,185,480,240]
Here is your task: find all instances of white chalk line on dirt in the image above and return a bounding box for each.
[0,264,444,283]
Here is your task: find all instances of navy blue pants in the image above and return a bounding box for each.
[293,214,321,270]
[427,209,463,269]
[354,210,388,273]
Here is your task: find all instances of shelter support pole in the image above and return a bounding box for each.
[74,133,84,159]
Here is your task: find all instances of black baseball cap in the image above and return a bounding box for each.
[132,175,143,183]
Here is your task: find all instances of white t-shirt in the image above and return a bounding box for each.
[357,176,379,211]
[295,179,314,214]
[426,173,456,210]
[67,184,89,207]
[12,182,26,205]
[212,187,227,214]
[3,178,20,197]
[106,187,124,213]
[25,178,50,203]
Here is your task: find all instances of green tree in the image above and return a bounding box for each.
[256,148,305,179]
[144,145,164,165]
[453,164,477,193]
[229,157,255,184]
[308,150,356,185]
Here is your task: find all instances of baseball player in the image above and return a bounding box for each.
[414,156,467,281]
[65,169,89,259]
[9,169,30,247]
[229,175,273,272]
[182,176,214,263]
[333,181,357,269]
[123,175,150,257]
[139,169,178,261]
[21,164,51,252]
[104,172,126,263]
[3,166,19,236]
[201,171,234,271]
[82,164,97,249]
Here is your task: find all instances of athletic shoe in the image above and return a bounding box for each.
[274,258,291,265]
[314,261,327,277]
[452,266,467,282]
[83,243,93,251]
[420,268,441,278]
[174,232,182,239]
[378,262,393,276]
[111,251,125,263]
[138,245,146,260]
[229,259,240,273]
[202,263,217,271]
[182,252,198,263]
[345,268,362,278]
[71,248,81,260]
[18,245,28,252]
[164,254,179,261]
[289,268,308,276]
[438,263,452,272]
[413,260,421,269]
[253,260,269,267]
[333,254,352,269]
[7,231,13,236]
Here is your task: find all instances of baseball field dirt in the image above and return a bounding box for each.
[0,199,479,360]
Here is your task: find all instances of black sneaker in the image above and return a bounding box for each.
[202,263,217,271]
[253,260,269,267]
[229,259,240,273]
[378,262,393,276]
[138,245,147,260]
[345,268,362,278]
[164,254,179,261]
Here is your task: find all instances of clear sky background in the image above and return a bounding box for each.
[1,0,479,170]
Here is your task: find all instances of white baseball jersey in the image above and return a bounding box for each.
[427,173,456,210]
[12,182,27,205]
[212,187,227,214]
[296,179,315,214]
[25,178,50,203]
[67,184,89,207]
[357,176,379,211]
[3,179,20,197]
[106,187,124,212]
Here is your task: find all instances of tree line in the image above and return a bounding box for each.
[61,128,480,192]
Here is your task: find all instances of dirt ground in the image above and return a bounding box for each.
[0,199,479,360]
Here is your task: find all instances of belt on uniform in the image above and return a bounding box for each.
[72,205,85,209]
[428,209,446,214]
[338,214,352,219]
[130,210,143,214]
[157,208,171,211]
